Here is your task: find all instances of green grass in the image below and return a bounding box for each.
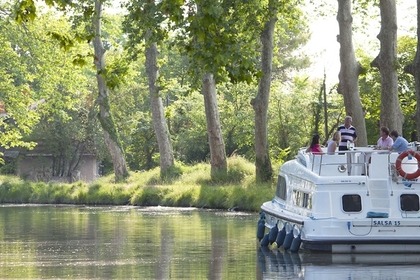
[0,156,275,212]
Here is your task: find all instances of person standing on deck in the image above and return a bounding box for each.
[337,116,357,151]
[389,130,408,153]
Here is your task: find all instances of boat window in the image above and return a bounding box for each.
[342,194,362,212]
[293,190,312,209]
[276,175,287,200]
[400,194,419,211]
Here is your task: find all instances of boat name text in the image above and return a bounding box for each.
[373,220,401,226]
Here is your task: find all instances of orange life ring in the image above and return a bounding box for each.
[395,150,420,179]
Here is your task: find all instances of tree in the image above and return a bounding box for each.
[189,1,230,179]
[252,0,309,182]
[202,72,227,178]
[251,0,277,183]
[123,0,175,178]
[92,0,129,181]
[337,0,367,146]
[0,5,101,180]
[14,0,130,181]
[165,0,263,179]
[404,0,420,140]
[0,4,41,155]
[371,0,403,133]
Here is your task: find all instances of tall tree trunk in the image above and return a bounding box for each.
[404,0,420,140]
[93,0,129,182]
[145,41,175,178]
[252,1,275,183]
[202,73,227,178]
[371,0,403,133]
[337,0,367,146]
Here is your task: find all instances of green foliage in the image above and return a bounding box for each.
[0,160,16,175]
[160,163,183,182]
[7,1,345,183]
[268,76,343,163]
[0,177,33,203]
[170,91,209,163]
[0,19,41,150]
[15,0,37,23]
[157,0,264,86]
[0,8,102,178]
[104,55,130,90]
[358,35,416,142]
[218,82,255,158]
[131,186,168,206]
[86,183,131,205]
[397,35,416,138]
[47,31,75,50]
[122,0,171,51]
[226,155,255,181]
[273,1,310,80]
[197,186,229,209]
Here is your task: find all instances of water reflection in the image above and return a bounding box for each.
[257,246,420,280]
[0,205,257,279]
[1,205,420,279]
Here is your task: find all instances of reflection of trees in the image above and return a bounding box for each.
[0,207,260,278]
[155,223,174,279]
[208,220,227,279]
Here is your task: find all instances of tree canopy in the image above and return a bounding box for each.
[1,0,418,180]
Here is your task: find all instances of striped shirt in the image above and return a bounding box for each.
[337,125,357,149]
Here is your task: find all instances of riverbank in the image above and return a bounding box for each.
[0,156,274,212]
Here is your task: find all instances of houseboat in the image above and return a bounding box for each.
[258,144,420,253]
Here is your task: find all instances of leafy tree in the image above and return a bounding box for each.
[91,0,129,181]
[252,0,277,183]
[403,0,420,140]
[170,91,209,163]
[358,49,382,143]
[14,0,130,181]
[164,0,266,179]
[361,35,416,142]
[268,76,344,165]
[0,6,102,180]
[0,4,41,155]
[370,0,403,133]
[398,35,416,139]
[337,0,367,146]
[252,0,310,182]
[219,82,255,159]
[123,0,175,179]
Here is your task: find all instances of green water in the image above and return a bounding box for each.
[2,205,420,280]
[0,205,258,279]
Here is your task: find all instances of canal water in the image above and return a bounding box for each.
[0,205,420,279]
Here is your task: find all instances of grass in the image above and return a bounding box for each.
[0,156,275,212]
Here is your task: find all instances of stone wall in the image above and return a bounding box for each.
[16,154,98,182]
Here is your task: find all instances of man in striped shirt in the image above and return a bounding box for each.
[337,116,357,151]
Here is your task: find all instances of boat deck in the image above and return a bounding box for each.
[297,147,418,181]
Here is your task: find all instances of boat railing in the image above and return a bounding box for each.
[299,148,402,177]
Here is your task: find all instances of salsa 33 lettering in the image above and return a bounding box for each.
[373,220,401,226]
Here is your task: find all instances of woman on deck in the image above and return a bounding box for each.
[306,134,323,154]
[327,131,341,154]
